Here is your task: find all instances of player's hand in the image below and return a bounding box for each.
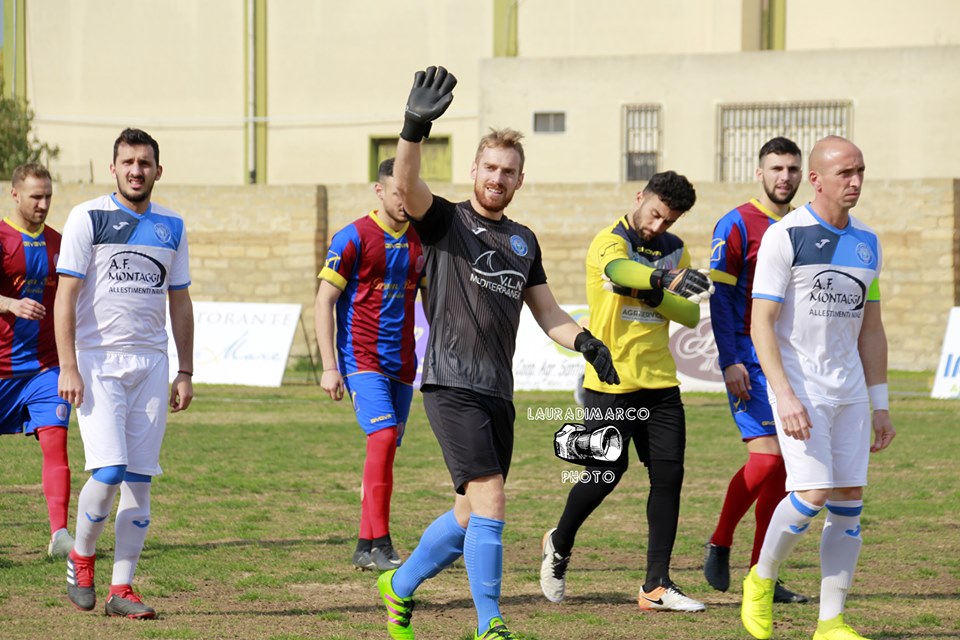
[401,66,458,142]
[723,363,751,402]
[870,410,895,452]
[776,390,812,441]
[650,268,715,303]
[321,369,345,401]
[170,373,193,412]
[575,329,620,385]
[6,298,46,320]
[58,366,84,408]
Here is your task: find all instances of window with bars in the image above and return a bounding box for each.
[623,104,661,182]
[370,137,451,182]
[717,101,852,182]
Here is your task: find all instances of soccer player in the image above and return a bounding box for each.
[741,136,895,640]
[56,128,195,620]
[704,137,808,604]
[540,171,716,613]
[0,163,74,558]
[315,157,425,572]
[376,66,619,640]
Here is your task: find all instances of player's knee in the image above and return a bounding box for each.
[830,486,863,502]
[795,488,830,508]
[648,459,684,489]
[91,464,127,485]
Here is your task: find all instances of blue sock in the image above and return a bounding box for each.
[464,514,505,634]
[392,510,465,598]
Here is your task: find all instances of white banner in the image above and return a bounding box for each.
[168,302,301,387]
[931,307,960,399]
[511,304,724,393]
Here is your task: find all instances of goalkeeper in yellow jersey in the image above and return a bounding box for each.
[539,170,714,612]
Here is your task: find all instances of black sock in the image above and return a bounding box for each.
[372,534,392,549]
[553,464,624,557]
[356,538,372,553]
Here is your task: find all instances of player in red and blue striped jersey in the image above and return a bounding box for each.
[705,138,808,604]
[315,157,426,572]
[0,163,73,558]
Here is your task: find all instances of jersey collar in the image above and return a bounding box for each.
[750,198,785,222]
[110,193,152,217]
[2,217,45,238]
[368,210,408,239]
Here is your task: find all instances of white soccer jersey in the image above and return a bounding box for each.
[57,194,191,352]
[752,204,881,405]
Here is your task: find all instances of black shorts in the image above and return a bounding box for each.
[584,386,685,466]
[421,384,516,494]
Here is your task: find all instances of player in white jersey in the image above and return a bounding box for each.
[740,137,895,640]
[55,128,194,620]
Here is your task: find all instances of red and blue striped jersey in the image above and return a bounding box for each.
[0,219,61,378]
[709,199,781,370]
[319,212,425,384]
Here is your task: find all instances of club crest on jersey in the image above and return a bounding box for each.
[855,242,874,265]
[56,404,68,421]
[510,234,528,256]
[154,223,172,244]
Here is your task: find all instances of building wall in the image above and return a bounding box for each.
[14,2,960,187]
[479,47,960,184]
[4,177,955,370]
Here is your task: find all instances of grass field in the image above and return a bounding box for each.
[0,371,957,640]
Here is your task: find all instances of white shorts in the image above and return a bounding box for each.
[773,397,871,491]
[76,350,169,476]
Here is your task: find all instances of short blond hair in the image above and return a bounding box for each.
[475,128,525,172]
[12,162,52,187]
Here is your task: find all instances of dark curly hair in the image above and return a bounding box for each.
[113,128,160,165]
[642,170,696,213]
[758,136,802,163]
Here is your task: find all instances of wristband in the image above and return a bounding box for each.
[868,383,889,411]
[177,370,193,377]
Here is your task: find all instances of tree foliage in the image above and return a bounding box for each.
[0,77,60,181]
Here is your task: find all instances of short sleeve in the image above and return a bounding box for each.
[56,206,95,279]
[318,225,359,290]
[752,223,792,303]
[710,214,743,286]
[525,234,547,288]
[411,196,455,245]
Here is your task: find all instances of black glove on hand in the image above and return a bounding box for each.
[574,329,620,385]
[401,66,458,143]
[649,267,714,302]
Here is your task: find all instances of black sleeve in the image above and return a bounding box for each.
[526,234,548,288]
[411,195,455,245]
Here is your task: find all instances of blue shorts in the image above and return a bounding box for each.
[725,350,776,441]
[344,372,414,444]
[0,368,71,437]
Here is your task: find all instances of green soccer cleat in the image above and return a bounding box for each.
[741,565,775,639]
[377,569,416,640]
[812,615,872,640]
[475,617,517,639]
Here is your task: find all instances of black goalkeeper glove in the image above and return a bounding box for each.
[401,66,458,143]
[649,267,715,303]
[574,329,620,385]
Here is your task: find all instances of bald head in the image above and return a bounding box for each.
[808,135,865,219]
[809,136,863,174]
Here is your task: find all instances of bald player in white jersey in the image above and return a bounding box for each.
[740,136,895,640]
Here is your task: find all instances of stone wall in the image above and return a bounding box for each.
[7,178,957,371]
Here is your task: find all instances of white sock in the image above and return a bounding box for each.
[819,500,863,620]
[111,481,152,586]
[74,478,120,557]
[755,492,822,580]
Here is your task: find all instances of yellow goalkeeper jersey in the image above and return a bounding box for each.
[584,216,691,393]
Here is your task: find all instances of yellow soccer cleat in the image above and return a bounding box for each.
[741,565,775,639]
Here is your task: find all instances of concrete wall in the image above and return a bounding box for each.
[16,2,960,187]
[5,176,956,371]
[480,46,960,185]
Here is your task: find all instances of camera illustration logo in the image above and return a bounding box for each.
[553,423,623,464]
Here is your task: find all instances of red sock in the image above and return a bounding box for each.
[361,428,397,540]
[710,452,783,548]
[37,427,71,534]
[751,456,787,565]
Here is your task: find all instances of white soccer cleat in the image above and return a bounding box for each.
[539,528,570,603]
[638,581,706,612]
[48,528,74,559]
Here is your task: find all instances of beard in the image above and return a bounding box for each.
[117,179,154,204]
[763,179,799,206]
[474,181,514,214]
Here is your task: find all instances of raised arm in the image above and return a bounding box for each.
[395,66,457,220]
